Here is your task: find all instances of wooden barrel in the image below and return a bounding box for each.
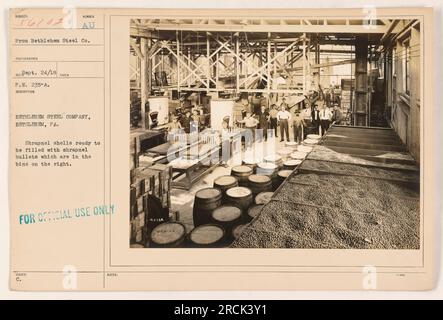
[276,170,292,189]
[256,162,279,177]
[232,223,247,240]
[303,138,319,146]
[283,159,302,170]
[231,165,253,186]
[242,158,260,173]
[149,222,186,248]
[277,147,293,160]
[193,188,222,227]
[255,192,274,205]
[247,174,272,196]
[247,204,264,221]
[285,141,298,149]
[213,175,238,202]
[188,224,226,248]
[264,154,283,168]
[290,151,308,160]
[211,205,243,233]
[225,186,253,212]
[307,134,321,140]
[297,145,313,153]
[256,162,279,190]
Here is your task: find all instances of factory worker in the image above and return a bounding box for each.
[182,111,192,133]
[332,104,343,125]
[292,111,307,144]
[277,105,291,142]
[311,104,321,134]
[324,89,331,108]
[319,106,332,136]
[190,109,200,133]
[220,120,231,167]
[237,112,259,148]
[269,104,279,138]
[258,105,270,142]
[168,115,183,132]
[279,97,289,110]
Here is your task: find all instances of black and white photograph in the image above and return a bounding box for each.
[129,17,421,249]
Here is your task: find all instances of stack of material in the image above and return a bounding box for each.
[130,134,141,170]
[130,163,173,246]
[231,125,420,249]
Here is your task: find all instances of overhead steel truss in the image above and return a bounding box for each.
[131,18,390,34]
[131,31,321,95]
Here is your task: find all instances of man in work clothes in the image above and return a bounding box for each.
[311,104,321,135]
[237,112,259,148]
[324,89,331,108]
[168,115,183,133]
[280,97,289,110]
[220,120,231,167]
[277,106,291,142]
[269,104,279,138]
[181,111,192,133]
[331,104,343,125]
[292,111,307,144]
[319,106,332,136]
[258,105,270,142]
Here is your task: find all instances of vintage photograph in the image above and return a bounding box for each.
[129,17,421,249]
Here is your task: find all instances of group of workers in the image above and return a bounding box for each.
[168,105,208,133]
[322,86,341,109]
[168,95,344,148]
[311,103,343,136]
[236,97,343,145]
[236,102,294,143]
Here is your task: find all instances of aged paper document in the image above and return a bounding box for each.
[9,7,436,291]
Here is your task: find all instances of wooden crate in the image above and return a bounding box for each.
[129,164,173,246]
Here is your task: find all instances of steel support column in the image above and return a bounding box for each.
[354,35,369,126]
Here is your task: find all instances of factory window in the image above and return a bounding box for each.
[402,38,411,96]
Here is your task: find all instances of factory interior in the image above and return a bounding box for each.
[129,18,421,249]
